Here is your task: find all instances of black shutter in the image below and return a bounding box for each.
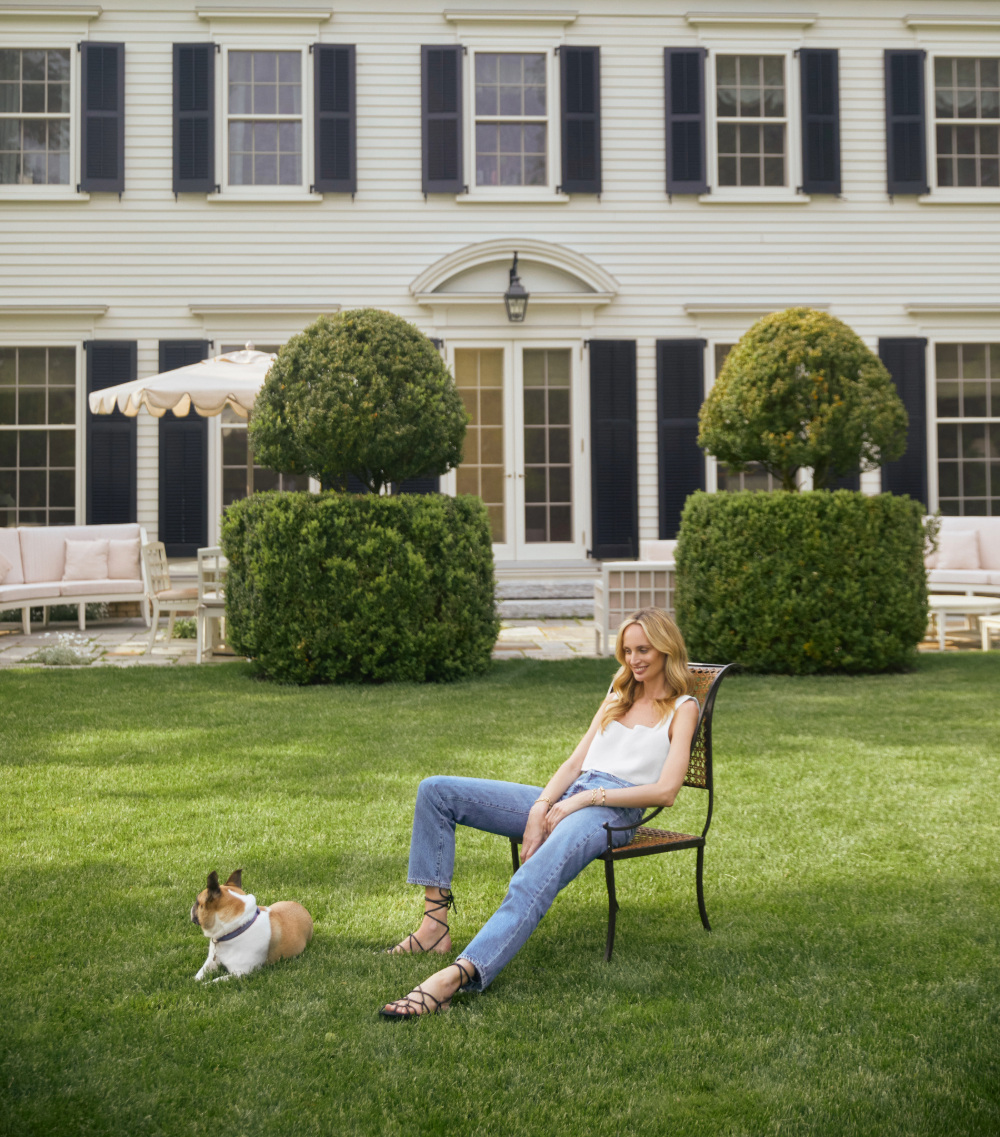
[657,339,706,539]
[879,338,928,504]
[314,44,356,193]
[172,44,214,194]
[421,45,463,194]
[885,50,928,195]
[800,48,841,194]
[86,342,136,523]
[831,472,860,491]
[665,48,707,194]
[80,42,124,193]
[589,341,638,559]
[158,341,210,556]
[560,46,601,194]
[395,476,440,494]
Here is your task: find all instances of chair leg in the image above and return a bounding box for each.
[146,600,160,654]
[196,608,204,665]
[22,606,30,635]
[509,838,520,875]
[166,612,176,646]
[78,603,85,631]
[603,856,619,962]
[696,845,711,932]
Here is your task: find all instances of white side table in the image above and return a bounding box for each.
[979,615,1000,652]
[927,594,1000,651]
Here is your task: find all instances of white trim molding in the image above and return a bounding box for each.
[684,302,828,316]
[410,238,619,299]
[188,303,341,316]
[0,304,107,316]
[443,9,577,24]
[904,304,1000,316]
[0,5,102,17]
[904,14,1000,30]
[685,11,816,27]
[195,7,332,20]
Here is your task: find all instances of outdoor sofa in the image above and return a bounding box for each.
[926,516,1000,596]
[0,523,147,635]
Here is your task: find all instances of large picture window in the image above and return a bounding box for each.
[227,50,303,186]
[934,57,999,188]
[473,52,548,188]
[0,347,76,526]
[0,48,71,186]
[936,342,1000,515]
[715,54,786,187]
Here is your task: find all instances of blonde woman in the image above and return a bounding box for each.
[380,608,700,1019]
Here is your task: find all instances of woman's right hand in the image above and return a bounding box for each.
[520,806,548,863]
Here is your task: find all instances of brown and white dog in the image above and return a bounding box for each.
[189,869,313,981]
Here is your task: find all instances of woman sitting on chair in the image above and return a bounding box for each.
[379,607,700,1019]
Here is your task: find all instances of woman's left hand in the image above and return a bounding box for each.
[543,792,589,838]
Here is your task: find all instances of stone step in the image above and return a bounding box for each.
[496,581,595,600]
[498,598,594,619]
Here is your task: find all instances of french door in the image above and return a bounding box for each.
[447,341,588,561]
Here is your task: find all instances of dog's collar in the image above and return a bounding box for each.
[213,906,261,944]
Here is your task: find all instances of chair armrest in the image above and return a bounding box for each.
[603,805,664,833]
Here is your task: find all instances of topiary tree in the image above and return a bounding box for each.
[698,308,908,490]
[249,309,467,494]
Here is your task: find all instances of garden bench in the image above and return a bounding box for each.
[509,661,733,961]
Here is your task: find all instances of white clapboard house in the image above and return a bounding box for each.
[1,0,998,581]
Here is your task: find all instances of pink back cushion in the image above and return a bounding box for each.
[63,539,110,581]
[19,524,140,582]
[108,537,141,580]
[0,529,24,585]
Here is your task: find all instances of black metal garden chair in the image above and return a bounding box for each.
[509,662,733,961]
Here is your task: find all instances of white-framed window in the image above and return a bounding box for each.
[932,56,999,189]
[706,49,802,199]
[466,46,559,197]
[0,346,78,526]
[709,343,778,492]
[216,46,313,196]
[934,341,1000,516]
[0,47,73,190]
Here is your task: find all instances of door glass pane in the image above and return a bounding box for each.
[454,349,506,542]
[522,349,572,543]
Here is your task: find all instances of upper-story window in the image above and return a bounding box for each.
[474,52,547,188]
[934,57,999,189]
[0,48,71,186]
[715,55,786,188]
[226,50,303,187]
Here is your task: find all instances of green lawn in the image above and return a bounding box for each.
[1,656,997,1137]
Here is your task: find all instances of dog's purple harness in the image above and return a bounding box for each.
[214,906,261,944]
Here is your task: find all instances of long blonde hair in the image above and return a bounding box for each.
[600,608,695,733]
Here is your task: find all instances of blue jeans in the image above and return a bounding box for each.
[406,770,644,990]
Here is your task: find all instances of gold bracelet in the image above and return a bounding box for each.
[601,787,607,807]
[591,787,598,806]
[532,797,551,810]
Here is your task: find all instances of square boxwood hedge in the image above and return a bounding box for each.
[220,492,499,683]
[674,490,928,674]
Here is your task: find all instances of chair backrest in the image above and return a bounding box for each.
[683,663,734,791]
[141,541,170,596]
[197,546,227,603]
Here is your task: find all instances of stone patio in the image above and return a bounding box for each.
[0,611,987,670]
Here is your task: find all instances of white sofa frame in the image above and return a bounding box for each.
[594,541,677,656]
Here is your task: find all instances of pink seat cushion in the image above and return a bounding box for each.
[156,587,199,601]
[0,583,46,604]
[60,579,145,597]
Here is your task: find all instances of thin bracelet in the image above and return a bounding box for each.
[532,797,551,810]
[601,787,607,807]
[591,787,598,806]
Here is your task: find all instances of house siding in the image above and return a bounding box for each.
[1,0,998,548]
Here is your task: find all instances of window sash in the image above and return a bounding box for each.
[933,341,1000,516]
[0,47,75,191]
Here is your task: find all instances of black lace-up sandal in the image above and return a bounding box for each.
[386,888,456,955]
[378,960,477,1021]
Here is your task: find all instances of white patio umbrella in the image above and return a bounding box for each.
[87,343,277,419]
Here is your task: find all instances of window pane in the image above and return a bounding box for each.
[716,87,737,116]
[740,156,761,185]
[0,50,18,81]
[19,348,46,384]
[0,83,18,113]
[278,52,300,82]
[937,382,960,417]
[253,52,276,83]
[254,121,277,151]
[22,83,44,113]
[229,84,252,113]
[964,343,987,378]
[253,84,276,115]
[22,50,44,82]
[48,387,74,424]
[49,468,74,507]
[48,49,70,81]
[0,432,15,466]
[49,430,74,466]
[716,56,736,85]
[20,431,45,465]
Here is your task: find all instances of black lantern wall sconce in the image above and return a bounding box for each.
[503,252,530,323]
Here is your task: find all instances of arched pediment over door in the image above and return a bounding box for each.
[410,239,618,326]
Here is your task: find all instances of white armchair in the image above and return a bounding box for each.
[140,541,198,654]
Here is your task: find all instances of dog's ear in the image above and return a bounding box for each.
[225,869,243,889]
[207,871,221,896]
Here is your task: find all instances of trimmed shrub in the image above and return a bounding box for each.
[249,310,467,494]
[698,308,908,490]
[674,490,927,674]
[221,491,499,684]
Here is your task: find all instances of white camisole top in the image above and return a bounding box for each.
[580,694,699,787]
